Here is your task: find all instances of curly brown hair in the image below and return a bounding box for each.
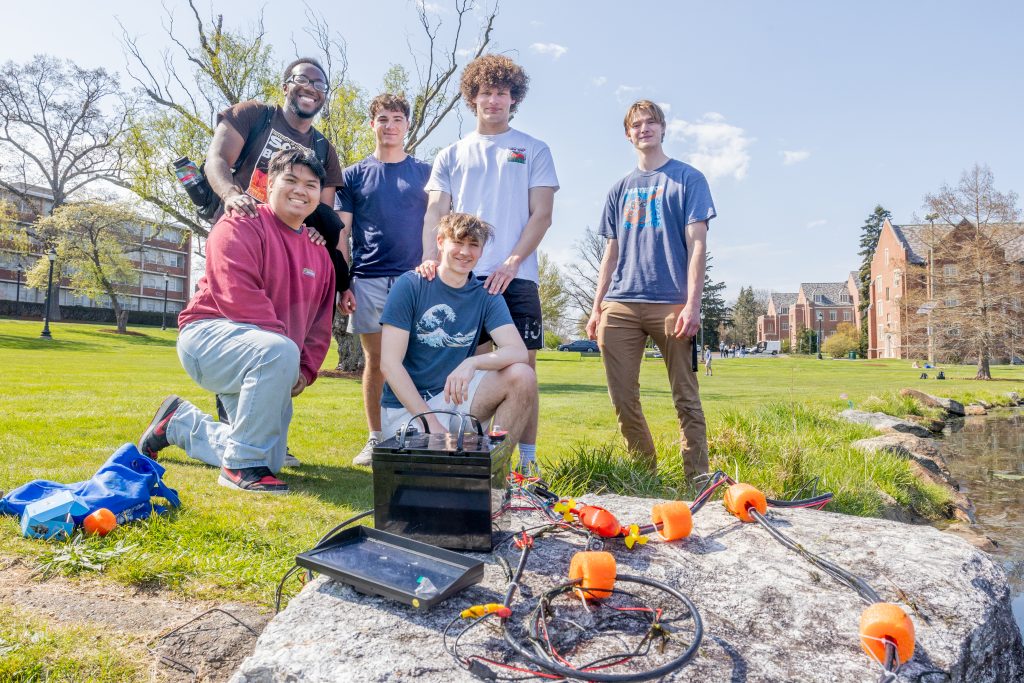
[437,212,493,244]
[459,54,529,114]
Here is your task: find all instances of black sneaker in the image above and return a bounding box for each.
[138,395,182,459]
[218,466,289,494]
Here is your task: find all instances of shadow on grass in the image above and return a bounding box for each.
[77,329,178,347]
[0,334,103,351]
[539,382,610,395]
[161,455,374,510]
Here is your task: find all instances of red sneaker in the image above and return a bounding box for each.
[218,466,289,494]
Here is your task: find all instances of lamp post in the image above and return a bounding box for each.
[161,274,170,331]
[15,265,23,303]
[40,248,57,339]
[816,311,823,360]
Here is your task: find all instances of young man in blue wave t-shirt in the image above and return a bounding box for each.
[379,213,536,445]
[586,100,717,479]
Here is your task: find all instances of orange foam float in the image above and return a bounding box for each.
[568,551,616,600]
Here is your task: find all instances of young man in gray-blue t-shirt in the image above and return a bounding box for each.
[379,213,537,449]
[586,100,716,478]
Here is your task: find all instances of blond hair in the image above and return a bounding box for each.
[623,99,666,134]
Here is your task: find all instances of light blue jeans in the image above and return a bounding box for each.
[167,318,299,472]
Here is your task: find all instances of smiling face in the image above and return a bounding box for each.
[371,108,410,149]
[283,63,327,120]
[625,111,665,151]
[267,163,321,228]
[437,233,483,278]
[472,85,514,128]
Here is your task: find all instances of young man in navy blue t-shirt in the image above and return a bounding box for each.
[586,100,717,478]
[335,94,432,465]
[379,213,536,445]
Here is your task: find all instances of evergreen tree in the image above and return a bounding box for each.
[730,285,759,345]
[701,252,728,348]
[857,205,892,354]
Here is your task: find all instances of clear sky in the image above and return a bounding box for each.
[2,1,1022,301]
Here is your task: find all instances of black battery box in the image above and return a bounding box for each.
[372,411,512,552]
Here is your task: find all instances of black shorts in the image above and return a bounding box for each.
[477,276,543,351]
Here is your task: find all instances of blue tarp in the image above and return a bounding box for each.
[0,443,180,524]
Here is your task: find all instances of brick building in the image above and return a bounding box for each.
[867,218,1024,360]
[0,184,191,318]
[757,276,859,349]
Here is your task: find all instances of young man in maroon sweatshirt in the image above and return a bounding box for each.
[137,148,335,494]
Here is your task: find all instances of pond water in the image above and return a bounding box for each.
[942,409,1024,637]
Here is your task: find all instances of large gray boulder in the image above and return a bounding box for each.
[233,493,1023,682]
[899,389,966,417]
[839,409,936,438]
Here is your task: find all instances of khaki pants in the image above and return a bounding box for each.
[597,301,709,477]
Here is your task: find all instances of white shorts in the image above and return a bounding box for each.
[381,369,490,439]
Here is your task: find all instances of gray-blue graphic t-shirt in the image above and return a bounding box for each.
[379,271,513,408]
[598,159,716,304]
[335,155,432,278]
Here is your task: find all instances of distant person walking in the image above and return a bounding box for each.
[703,346,713,376]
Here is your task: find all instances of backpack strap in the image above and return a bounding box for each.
[311,128,330,167]
[231,104,276,174]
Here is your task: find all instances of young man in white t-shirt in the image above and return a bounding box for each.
[418,54,558,474]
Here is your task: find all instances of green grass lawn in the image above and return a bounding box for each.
[2,318,1023,608]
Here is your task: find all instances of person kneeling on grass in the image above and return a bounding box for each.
[137,147,335,494]
[378,213,538,471]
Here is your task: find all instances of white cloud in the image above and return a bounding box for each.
[414,0,445,14]
[592,76,607,87]
[666,112,753,181]
[806,219,827,229]
[456,48,474,58]
[657,102,672,113]
[782,149,811,165]
[614,84,642,103]
[530,42,568,59]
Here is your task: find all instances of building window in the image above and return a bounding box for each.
[944,298,959,308]
[884,248,890,265]
[829,310,837,321]
[781,322,789,332]
[885,287,890,300]
[943,264,958,277]
[877,301,883,317]
[814,294,823,304]
[839,293,851,304]
[843,310,852,321]
[780,306,789,315]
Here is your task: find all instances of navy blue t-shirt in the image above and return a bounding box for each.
[599,159,716,304]
[335,155,431,278]
[379,271,513,408]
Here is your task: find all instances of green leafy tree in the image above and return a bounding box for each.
[857,205,892,355]
[797,328,818,355]
[18,202,161,333]
[538,251,571,343]
[700,253,728,349]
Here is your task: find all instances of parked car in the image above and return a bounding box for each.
[557,339,599,353]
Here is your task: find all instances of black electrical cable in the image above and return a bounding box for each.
[273,509,374,613]
[748,508,880,604]
[500,574,703,683]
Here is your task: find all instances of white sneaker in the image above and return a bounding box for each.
[282,450,301,468]
[516,458,541,478]
[353,436,380,466]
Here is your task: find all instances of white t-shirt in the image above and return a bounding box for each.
[426,128,559,282]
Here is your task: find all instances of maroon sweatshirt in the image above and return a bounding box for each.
[179,204,335,386]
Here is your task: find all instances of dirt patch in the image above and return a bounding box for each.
[0,555,270,682]
[98,328,149,336]
[317,368,361,380]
